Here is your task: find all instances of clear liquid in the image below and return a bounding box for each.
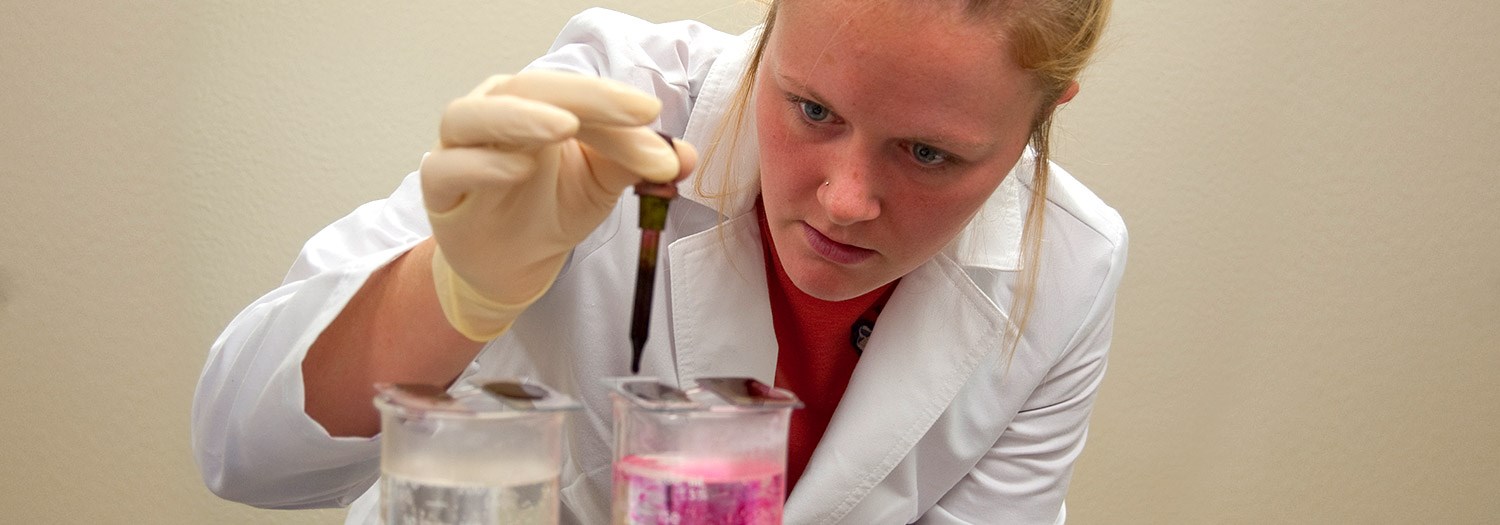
[381,475,558,525]
[612,454,784,525]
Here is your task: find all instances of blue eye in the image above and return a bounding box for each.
[911,143,948,165]
[800,100,831,122]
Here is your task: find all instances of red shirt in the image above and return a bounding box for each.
[757,203,897,493]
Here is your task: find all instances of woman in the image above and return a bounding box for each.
[193,0,1125,523]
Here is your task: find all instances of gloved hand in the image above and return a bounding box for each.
[420,71,696,341]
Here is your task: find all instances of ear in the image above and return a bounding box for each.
[1054,81,1080,106]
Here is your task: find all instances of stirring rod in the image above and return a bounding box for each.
[630,132,678,374]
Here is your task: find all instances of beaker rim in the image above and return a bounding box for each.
[373,379,580,419]
[607,376,804,412]
[372,395,570,420]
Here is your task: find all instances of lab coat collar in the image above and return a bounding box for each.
[665,212,1008,523]
[943,160,1032,272]
[679,24,764,221]
[679,25,1030,274]
[665,210,779,383]
[784,252,1006,523]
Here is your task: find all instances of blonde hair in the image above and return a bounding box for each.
[698,0,1111,357]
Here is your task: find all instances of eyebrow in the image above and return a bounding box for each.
[773,72,994,156]
[776,72,842,118]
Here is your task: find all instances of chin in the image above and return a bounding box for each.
[786,267,873,302]
[805,286,862,302]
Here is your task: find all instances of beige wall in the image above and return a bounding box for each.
[1,0,1495,523]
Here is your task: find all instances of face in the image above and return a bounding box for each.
[755,0,1046,301]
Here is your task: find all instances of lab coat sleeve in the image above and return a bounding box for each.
[191,9,728,509]
[191,171,434,508]
[919,224,1129,524]
[524,8,733,139]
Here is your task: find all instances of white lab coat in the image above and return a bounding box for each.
[192,8,1127,525]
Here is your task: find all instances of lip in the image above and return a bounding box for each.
[801,223,876,265]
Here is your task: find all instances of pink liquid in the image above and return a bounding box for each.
[612,454,784,525]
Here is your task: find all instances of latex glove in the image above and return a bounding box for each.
[420,71,696,341]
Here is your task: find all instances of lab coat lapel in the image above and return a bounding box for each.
[784,254,1006,524]
[665,212,779,385]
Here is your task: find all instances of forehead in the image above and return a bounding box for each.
[769,0,1039,139]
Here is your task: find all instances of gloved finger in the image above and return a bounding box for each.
[439,95,580,149]
[575,124,679,186]
[633,138,698,199]
[465,74,514,98]
[671,137,698,181]
[420,146,541,214]
[578,133,698,199]
[487,71,662,127]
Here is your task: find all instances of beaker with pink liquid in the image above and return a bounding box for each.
[609,377,802,525]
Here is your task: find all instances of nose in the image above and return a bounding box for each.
[818,156,881,226]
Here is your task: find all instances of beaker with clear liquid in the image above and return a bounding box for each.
[375,380,579,525]
[609,377,802,525]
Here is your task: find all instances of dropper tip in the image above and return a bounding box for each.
[630,339,645,374]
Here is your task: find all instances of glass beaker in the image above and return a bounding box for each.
[610,377,802,525]
[375,379,579,525]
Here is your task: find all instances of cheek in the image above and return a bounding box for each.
[887,176,1001,253]
[755,102,818,197]
[753,97,785,173]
